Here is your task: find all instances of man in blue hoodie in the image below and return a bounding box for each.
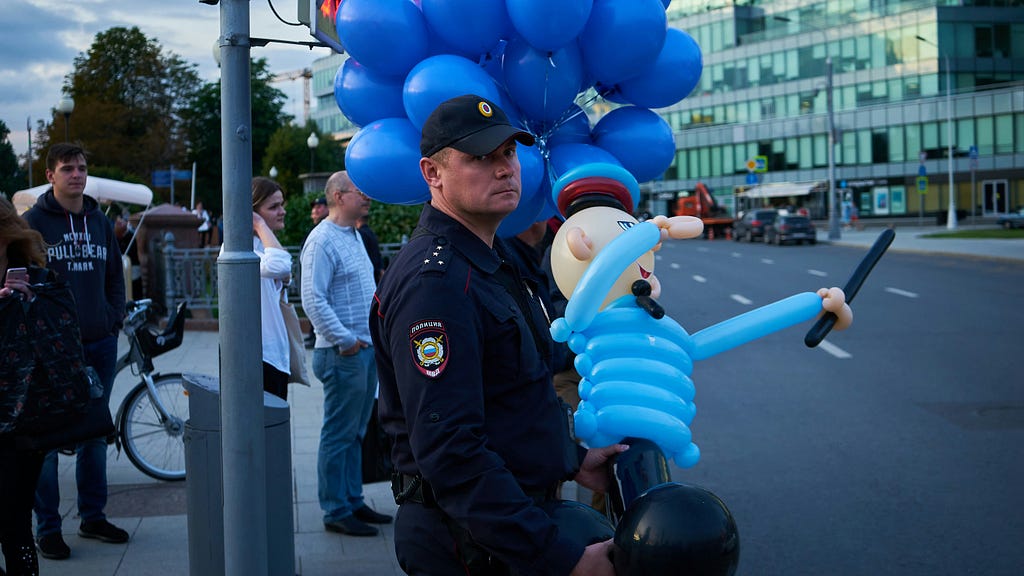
[23,143,128,560]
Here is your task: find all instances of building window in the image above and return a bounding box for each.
[995,114,1013,154]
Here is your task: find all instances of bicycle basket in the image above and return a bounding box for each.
[135,301,187,359]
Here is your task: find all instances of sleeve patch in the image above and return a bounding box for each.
[409,320,449,378]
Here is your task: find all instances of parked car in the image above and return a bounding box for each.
[764,214,817,245]
[733,209,778,242]
[996,209,1024,229]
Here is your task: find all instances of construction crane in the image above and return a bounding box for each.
[271,67,313,123]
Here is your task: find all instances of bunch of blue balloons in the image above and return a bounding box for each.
[335,0,702,236]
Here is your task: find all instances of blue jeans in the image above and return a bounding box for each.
[34,335,118,536]
[313,346,377,523]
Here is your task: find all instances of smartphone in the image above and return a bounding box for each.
[5,267,28,284]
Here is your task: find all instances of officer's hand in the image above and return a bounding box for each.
[574,444,629,493]
[570,539,615,576]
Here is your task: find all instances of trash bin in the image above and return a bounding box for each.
[183,373,295,576]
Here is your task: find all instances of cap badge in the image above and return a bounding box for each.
[478,101,493,117]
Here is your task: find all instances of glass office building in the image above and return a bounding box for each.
[310,53,359,139]
[658,0,1024,222]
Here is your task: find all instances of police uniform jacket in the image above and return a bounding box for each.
[370,203,585,576]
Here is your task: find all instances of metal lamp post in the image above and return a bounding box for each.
[306,132,319,173]
[917,35,956,230]
[56,94,75,142]
[775,16,839,239]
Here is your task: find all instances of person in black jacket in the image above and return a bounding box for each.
[22,143,128,560]
[370,95,625,576]
[0,196,49,575]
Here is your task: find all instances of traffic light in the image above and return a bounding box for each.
[297,0,344,54]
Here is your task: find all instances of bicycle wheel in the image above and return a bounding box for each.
[119,374,189,481]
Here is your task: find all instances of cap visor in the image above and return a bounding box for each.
[450,125,535,156]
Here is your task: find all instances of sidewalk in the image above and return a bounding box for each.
[28,222,1020,576]
[35,331,403,576]
[822,222,1024,261]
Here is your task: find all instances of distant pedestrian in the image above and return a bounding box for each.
[193,201,212,247]
[301,171,392,537]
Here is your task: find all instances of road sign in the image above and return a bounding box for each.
[969,145,978,159]
[919,151,927,164]
[918,165,927,177]
[916,176,928,194]
[152,169,193,188]
[746,172,758,185]
[754,155,768,173]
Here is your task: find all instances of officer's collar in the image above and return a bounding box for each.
[419,203,502,274]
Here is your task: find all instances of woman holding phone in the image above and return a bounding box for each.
[0,196,49,575]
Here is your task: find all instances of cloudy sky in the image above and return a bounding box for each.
[2,0,335,158]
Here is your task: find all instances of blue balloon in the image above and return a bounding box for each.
[579,0,667,85]
[403,55,503,129]
[618,28,703,109]
[503,36,585,123]
[592,106,675,183]
[336,0,429,78]
[541,105,591,150]
[547,143,621,181]
[506,0,593,52]
[333,59,406,127]
[345,118,431,205]
[421,0,510,58]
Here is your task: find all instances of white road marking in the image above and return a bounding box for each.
[731,252,742,258]
[693,275,706,283]
[761,258,774,264]
[697,247,710,253]
[885,287,919,298]
[731,294,752,305]
[808,269,828,277]
[818,339,852,359]
[670,262,681,269]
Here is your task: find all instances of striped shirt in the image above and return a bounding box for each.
[299,220,376,350]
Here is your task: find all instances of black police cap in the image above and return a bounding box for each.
[420,94,535,158]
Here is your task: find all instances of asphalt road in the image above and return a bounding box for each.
[646,238,1024,576]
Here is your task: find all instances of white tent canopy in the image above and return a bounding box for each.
[736,181,823,199]
[11,176,154,213]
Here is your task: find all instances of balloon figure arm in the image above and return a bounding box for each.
[689,291,826,361]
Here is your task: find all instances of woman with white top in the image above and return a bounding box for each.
[251,177,293,400]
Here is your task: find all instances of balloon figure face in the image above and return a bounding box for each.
[551,205,656,310]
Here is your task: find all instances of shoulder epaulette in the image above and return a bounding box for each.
[418,236,451,274]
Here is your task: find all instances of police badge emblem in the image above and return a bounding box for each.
[409,320,448,378]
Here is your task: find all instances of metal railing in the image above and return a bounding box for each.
[150,233,405,315]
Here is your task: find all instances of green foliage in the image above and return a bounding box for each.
[262,121,345,206]
[0,120,26,196]
[279,192,318,247]
[368,202,424,244]
[180,58,292,216]
[36,27,201,192]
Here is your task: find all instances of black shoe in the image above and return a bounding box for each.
[36,533,71,560]
[353,504,392,524]
[78,520,129,543]
[324,516,379,537]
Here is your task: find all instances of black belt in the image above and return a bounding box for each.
[392,473,557,509]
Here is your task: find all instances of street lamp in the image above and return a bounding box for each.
[916,35,956,230]
[269,165,278,179]
[306,132,319,173]
[775,16,839,239]
[56,93,75,142]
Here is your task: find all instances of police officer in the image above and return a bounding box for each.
[370,94,626,576]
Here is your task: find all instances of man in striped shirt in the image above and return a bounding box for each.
[300,171,393,537]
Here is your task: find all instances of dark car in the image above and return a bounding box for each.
[996,209,1024,229]
[764,215,817,245]
[733,209,778,242]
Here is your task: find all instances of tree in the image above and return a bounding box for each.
[36,27,201,193]
[181,58,292,216]
[0,120,26,196]
[262,121,345,201]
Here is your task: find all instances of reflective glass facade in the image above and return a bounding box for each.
[657,0,1024,219]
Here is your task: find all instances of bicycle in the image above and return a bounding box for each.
[113,298,189,481]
